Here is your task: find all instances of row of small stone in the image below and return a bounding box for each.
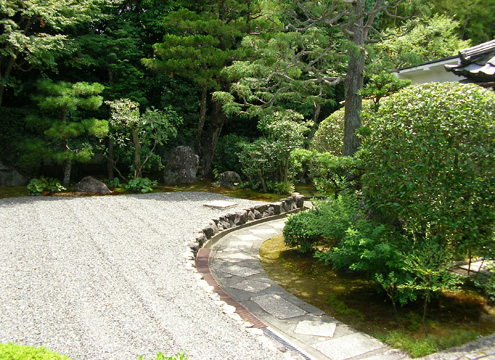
[187,194,305,256]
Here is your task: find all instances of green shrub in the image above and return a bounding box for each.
[0,343,73,360]
[283,210,320,253]
[274,181,295,195]
[311,100,373,155]
[292,149,360,196]
[125,177,157,193]
[138,351,189,360]
[104,177,121,188]
[360,82,495,262]
[27,176,66,196]
[237,110,312,192]
[313,191,459,322]
[213,134,248,176]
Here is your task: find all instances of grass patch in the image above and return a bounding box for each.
[0,343,73,360]
[375,329,480,358]
[138,351,189,360]
[0,186,28,199]
[259,235,495,357]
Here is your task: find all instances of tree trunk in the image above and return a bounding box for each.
[63,159,72,188]
[195,84,208,152]
[132,128,142,178]
[422,289,430,337]
[343,0,366,157]
[107,138,114,180]
[199,100,225,177]
[0,55,18,107]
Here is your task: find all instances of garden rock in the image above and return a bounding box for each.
[0,160,27,186]
[163,146,199,185]
[218,171,241,189]
[75,176,110,194]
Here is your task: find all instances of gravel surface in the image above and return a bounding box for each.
[0,192,286,360]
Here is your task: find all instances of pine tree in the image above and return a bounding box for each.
[143,0,263,176]
[27,79,108,187]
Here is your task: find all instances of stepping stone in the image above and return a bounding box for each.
[250,228,278,235]
[312,333,384,360]
[233,234,261,241]
[221,265,261,277]
[271,222,286,229]
[252,294,307,319]
[231,280,271,293]
[294,320,336,338]
[216,253,253,261]
[203,200,238,209]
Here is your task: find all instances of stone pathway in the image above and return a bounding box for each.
[205,218,408,360]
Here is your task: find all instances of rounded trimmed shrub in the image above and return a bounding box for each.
[311,100,373,155]
[283,210,320,253]
[360,82,495,258]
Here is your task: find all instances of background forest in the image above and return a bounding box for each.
[0,0,494,189]
[3,1,495,357]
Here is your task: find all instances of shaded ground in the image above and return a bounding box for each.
[260,234,495,356]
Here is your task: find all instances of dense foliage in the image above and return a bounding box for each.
[24,79,108,187]
[286,82,495,332]
[361,82,495,264]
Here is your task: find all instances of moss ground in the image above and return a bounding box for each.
[260,234,495,357]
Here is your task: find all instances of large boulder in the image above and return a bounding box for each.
[75,176,110,194]
[218,171,241,189]
[163,146,199,185]
[0,160,27,186]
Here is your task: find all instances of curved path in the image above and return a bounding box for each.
[0,193,287,360]
[206,219,495,360]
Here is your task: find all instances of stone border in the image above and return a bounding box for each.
[184,194,305,259]
[182,195,306,355]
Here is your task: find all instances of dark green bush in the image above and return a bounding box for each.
[212,134,248,176]
[291,149,359,196]
[360,82,495,261]
[27,176,66,196]
[283,210,320,253]
[125,177,157,193]
[283,191,362,253]
[311,100,373,155]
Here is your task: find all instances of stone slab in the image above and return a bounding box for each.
[294,320,336,338]
[250,228,279,235]
[231,280,271,293]
[221,265,261,278]
[252,294,307,320]
[363,349,408,360]
[270,221,286,230]
[216,253,254,261]
[312,333,384,360]
[233,234,261,241]
[203,200,238,209]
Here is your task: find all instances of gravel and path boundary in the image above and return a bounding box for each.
[0,192,289,360]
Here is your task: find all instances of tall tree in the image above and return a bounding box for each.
[0,0,106,107]
[293,0,410,156]
[429,0,495,45]
[26,79,108,187]
[143,0,263,176]
[376,14,471,69]
[218,0,412,156]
